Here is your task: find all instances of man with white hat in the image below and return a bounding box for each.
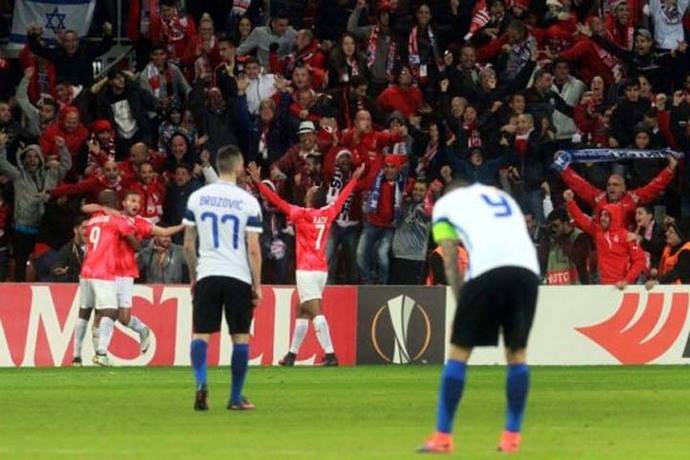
[271,120,322,182]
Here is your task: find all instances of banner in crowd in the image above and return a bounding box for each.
[1,284,690,367]
[552,148,684,172]
[9,0,97,49]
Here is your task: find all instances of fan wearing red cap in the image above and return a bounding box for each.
[85,119,117,176]
[356,153,407,284]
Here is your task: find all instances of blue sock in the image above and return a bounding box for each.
[190,339,208,388]
[435,360,467,434]
[230,344,249,404]
[505,363,530,432]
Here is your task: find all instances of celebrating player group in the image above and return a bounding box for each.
[73,142,539,454]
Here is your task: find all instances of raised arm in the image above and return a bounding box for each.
[560,162,602,206]
[254,179,292,215]
[347,2,372,40]
[17,71,39,120]
[51,176,98,198]
[55,138,73,180]
[633,156,677,204]
[0,135,20,180]
[237,28,260,56]
[328,164,365,218]
[564,190,596,236]
[27,30,58,62]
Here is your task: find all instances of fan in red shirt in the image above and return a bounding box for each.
[376,65,425,119]
[248,161,365,367]
[51,159,133,203]
[73,190,138,367]
[129,162,166,224]
[339,110,403,188]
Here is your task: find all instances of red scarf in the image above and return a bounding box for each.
[146,62,175,98]
[515,132,530,156]
[422,140,439,167]
[594,38,618,70]
[367,25,397,75]
[161,13,188,56]
[463,121,482,148]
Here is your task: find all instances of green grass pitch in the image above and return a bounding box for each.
[1,366,689,459]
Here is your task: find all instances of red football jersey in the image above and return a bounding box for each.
[116,215,154,278]
[81,213,135,280]
[256,177,359,272]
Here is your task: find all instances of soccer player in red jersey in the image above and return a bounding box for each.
[247,161,365,366]
[73,191,184,365]
[75,190,138,367]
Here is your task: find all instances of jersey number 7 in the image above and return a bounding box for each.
[201,212,240,249]
[481,194,512,217]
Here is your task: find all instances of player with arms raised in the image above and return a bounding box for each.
[247,161,365,366]
[75,190,139,367]
[419,181,540,454]
[183,145,263,411]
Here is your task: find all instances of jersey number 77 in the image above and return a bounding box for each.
[201,211,240,249]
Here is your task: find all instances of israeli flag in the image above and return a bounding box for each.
[10,0,97,49]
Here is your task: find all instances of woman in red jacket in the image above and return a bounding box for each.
[564,189,646,287]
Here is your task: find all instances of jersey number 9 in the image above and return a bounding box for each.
[201,212,240,249]
[481,193,512,217]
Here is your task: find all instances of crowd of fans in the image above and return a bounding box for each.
[1,0,690,287]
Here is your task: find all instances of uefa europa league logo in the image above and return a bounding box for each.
[371,294,431,364]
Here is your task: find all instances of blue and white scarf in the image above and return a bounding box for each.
[552,148,683,172]
[367,170,405,223]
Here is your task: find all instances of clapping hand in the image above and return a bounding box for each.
[352,163,366,180]
[247,162,261,183]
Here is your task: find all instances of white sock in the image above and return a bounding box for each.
[91,325,99,354]
[97,317,115,355]
[73,318,88,359]
[313,315,334,354]
[289,318,309,354]
[127,316,148,335]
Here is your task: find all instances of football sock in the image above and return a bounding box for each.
[313,315,334,354]
[127,316,148,335]
[289,318,309,354]
[505,363,530,433]
[97,317,115,355]
[230,344,249,404]
[190,339,208,388]
[91,325,99,354]
[436,360,467,434]
[73,318,88,359]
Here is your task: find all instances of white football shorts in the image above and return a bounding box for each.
[79,278,117,310]
[115,276,134,308]
[295,270,328,303]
